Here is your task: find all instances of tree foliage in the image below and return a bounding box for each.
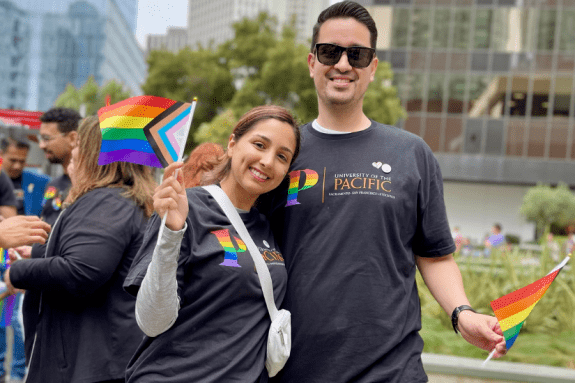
[142,47,236,147]
[194,109,236,147]
[54,77,131,116]
[520,183,575,238]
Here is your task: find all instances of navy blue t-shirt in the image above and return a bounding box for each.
[263,121,455,383]
[0,171,16,209]
[124,187,287,383]
[40,174,71,226]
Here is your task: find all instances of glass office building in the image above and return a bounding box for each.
[366,0,575,241]
[0,0,144,111]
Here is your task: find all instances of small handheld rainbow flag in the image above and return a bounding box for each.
[0,249,15,328]
[483,255,570,364]
[97,96,197,168]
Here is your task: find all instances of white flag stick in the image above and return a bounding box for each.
[482,349,496,367]
[158,97,198,240]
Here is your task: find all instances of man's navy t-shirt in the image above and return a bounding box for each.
[264,121,455,383]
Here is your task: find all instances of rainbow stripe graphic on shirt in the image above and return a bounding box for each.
[43,186,57,201]
[286,169,318,206]
[211,229,247,267]
[0,249,15,327]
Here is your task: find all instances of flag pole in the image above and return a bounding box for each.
[482,349,496,367]
[158,98,198,239]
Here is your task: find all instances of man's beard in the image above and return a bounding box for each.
[47,155,65,165]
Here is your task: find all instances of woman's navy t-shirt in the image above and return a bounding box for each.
[124,187,287,383]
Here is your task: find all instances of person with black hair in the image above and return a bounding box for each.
[0,137,50,217]
[38,107,81,226]
[263,2,507,382]
[0,137,50,383]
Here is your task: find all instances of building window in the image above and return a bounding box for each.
[537,10,557,51]
[392,8,410,48]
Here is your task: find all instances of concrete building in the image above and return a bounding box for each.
[364,0,575,243]
[186,0,330,49]
[0,2,32,110]
[0,0,144,112]
[147,27,188,53]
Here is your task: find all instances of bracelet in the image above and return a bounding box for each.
[451,305,476,334]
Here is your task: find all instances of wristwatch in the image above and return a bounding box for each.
[451,305,476,334]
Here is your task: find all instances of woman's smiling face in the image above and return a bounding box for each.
[221,118,297,209]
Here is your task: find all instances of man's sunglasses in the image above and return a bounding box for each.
[314,43,375,69]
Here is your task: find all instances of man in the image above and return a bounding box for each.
[38,108,81,225]
[0,138,50,216]
[265,2,506,382]
[0,162,17,220]
[0,137,50,383]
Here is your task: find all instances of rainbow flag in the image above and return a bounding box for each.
[0,249,15,327]
[97,96,195,168]
[490,255,570,350]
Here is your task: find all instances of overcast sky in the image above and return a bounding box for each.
[135,0,189,48]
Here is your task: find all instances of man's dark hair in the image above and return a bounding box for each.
[494,223,502,232]
[0,137,30,152]
[39,107,82,134]
[311,1,378,51]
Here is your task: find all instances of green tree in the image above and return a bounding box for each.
[54,77,131,116]
[364,62,407,125]
[194,109,236,147]
[143,47,236,147]
[520,183,575,239]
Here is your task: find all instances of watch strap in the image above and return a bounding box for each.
[451,305,476,334]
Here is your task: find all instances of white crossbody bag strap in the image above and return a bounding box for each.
[203,185,279,320]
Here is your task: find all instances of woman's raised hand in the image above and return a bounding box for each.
[153,162,189,231]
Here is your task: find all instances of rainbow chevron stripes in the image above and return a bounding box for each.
[0,249,15,327]
[97,96,193,168]
[211,229,247,267]
[490,255,570,350]
[286,169,318,206]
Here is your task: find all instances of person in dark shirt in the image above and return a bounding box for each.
[262,2,507,382]
[0,170,17,219]
[124,105,301,383]
[6,116,156,383]
[37,107,81,226]
[0,137,50,217]
[0,136,50,383]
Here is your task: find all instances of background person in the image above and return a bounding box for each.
[124,105,300,383]
[0,136,50,383]
[181,142,225,188]
[263,2,506,382]
[0,170,17,220]
[38,107,81,226]
[0,137,50,217]
[5,116,155,383]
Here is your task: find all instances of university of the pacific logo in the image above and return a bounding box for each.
[286,169,318,206]
[211,229,247,267]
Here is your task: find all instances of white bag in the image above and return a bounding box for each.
[203,185,291,376]
[265,308,291,376]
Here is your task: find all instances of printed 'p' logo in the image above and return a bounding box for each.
[286,169,318,207]
[211,229,247,267]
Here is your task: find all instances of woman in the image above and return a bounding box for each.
[5,116,156,383]
[124,105,300,383]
